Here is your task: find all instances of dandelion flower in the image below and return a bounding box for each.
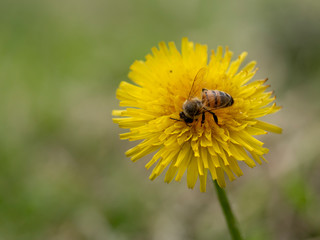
[113,38,281,192]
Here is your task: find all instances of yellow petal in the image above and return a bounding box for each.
[255,120,282,134]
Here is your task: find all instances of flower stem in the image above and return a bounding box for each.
[213,180,243,240]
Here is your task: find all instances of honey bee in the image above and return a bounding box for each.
[171,67,234,125]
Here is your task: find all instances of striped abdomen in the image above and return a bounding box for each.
[201,89,234,109]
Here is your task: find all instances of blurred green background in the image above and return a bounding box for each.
[1,0,320,239]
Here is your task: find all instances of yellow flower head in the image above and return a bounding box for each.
[113,38,282,192]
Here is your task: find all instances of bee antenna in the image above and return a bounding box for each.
[169,117,182,122]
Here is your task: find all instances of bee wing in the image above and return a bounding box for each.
[187,67,208,100]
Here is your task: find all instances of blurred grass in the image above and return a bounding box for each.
[0,0,320,239]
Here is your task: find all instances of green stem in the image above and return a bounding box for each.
[213,180,243,240]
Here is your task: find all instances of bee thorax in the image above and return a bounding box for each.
[182,98,202,118]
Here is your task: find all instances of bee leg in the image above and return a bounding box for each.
[201,112,205,125]
[207,111,219,125]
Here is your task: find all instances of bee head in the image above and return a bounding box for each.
[179,112,194,124]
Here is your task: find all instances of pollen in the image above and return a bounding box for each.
[113,38,282,192]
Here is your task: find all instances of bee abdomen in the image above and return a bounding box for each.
[202,89,234,109]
